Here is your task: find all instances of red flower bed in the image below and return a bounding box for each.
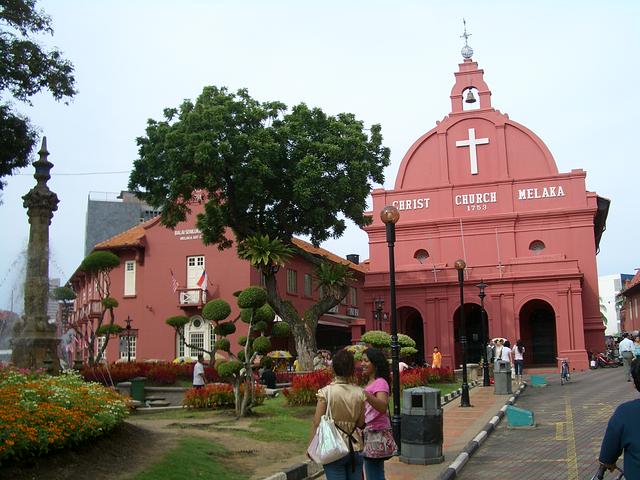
[81,362,220,386]
[399,366,455,390]
[283,369,333,406]
[183,383,265,409]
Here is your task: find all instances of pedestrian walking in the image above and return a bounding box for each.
[513,339,525,382]
[634,336,640,359]
[598,358,640,478]
[361,348,397,479]
[619,333,635,381]
[309,349,365,480]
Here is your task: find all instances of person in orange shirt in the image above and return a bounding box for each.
[431,346,442,369]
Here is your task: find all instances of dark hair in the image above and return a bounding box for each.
[364,348,391,386]
[516,339,524,354]
[633,359,640,392]
[332,349,355,377]
[504,340,511,348]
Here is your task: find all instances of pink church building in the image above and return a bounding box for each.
[364,51,608,371]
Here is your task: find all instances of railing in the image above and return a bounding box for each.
[328,305,339,314]
[346,307,359,317]
[178,288,207,307]
[88,300,102,318]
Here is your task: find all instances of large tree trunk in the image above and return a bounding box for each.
[292,320,317,371]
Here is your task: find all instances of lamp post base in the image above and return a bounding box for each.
[482,360,491,387]
[460,381,471,407]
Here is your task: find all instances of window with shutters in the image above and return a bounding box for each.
[350,287,357,306]
[124,261,136,296]
[287,269,298,294]
[304,274,313,297]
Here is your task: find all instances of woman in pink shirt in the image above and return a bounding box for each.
[361,348,397,479]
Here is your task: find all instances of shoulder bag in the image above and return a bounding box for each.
[307,386,349,464]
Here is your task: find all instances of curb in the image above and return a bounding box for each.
[436,382,528,480]
[260,380,481,480]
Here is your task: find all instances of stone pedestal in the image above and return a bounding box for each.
[11,336,60,374]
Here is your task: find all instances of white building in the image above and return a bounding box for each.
[598,273,634,335]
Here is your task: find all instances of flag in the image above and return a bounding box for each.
[196,270,208,291]
[170,269,179,292]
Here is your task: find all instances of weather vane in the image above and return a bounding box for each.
[460,18,474,59]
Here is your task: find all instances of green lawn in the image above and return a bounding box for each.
[242,394,315,444]
[133,436,250,480]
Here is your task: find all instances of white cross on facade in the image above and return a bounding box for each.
[455,128,489,175]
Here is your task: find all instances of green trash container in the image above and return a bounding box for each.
[130,376,147,402]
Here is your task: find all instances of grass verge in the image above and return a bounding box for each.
[133,436,249,480]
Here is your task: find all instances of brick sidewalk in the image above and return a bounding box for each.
[383,384,510,480]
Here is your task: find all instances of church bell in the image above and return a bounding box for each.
[465,90,477,104]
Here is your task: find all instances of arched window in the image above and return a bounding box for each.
[529,240,545,255]
[414,249,430,264]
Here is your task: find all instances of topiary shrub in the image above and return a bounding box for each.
[214,322,236,336]
[79,251,120,273]
[240,309,253,324]
[271,322,290,337]
[253,320,267,332]
[252,336,271,354]
[202,299,231,322]
[237,286,267,309]
[361,330,391,348]
[237,350,246,362]
[398,334,417,348]
[400,346,418,357]
[166,315,190,328]
[101,297,118,309]
[96,324,123,336]
[238,336,247,346]
[215,338,231,352]
[216,360,243,378]
[254,303,275,323]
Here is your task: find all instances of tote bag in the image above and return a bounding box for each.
[307,386,349,464]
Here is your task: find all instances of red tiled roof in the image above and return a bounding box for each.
[93,216,160,250]
[291,238,367,273]
[622,271,640,295]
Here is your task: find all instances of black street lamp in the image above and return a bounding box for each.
[380,205,401,451]
[125,316,133,363]
[475,279,491,387]
[374,297,385,331]
[454,259,471,407]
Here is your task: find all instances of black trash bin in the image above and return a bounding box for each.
[400,386,444,465]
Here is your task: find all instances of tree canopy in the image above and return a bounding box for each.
[0,0,76,189]
[129,86,390,249]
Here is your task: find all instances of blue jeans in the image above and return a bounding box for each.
[323,452,363,480]
[514,360,524,375]
[364,457,386,480]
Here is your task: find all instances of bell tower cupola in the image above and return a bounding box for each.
[450,20,493,114]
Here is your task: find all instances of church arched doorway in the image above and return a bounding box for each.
[519,300,557,366]
[453,303,485,366]
[399,307,425,363]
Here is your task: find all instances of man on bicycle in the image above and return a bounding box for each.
[598,358,640,478]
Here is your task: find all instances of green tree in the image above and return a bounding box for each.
[77,251,120,366]
[0,0,76,189]
[129,86,389,369]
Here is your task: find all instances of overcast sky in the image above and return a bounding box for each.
[1,1,638,312]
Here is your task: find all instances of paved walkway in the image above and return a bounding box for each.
[456,368,636,479]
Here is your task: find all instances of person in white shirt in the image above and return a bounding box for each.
[619,333,635,382]
[501,340,512,369]
[512,339,525,383]
[193,354,206,389]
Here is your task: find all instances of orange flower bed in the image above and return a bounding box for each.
[0,367,129,464]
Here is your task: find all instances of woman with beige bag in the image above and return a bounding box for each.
[308,349,366,480]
